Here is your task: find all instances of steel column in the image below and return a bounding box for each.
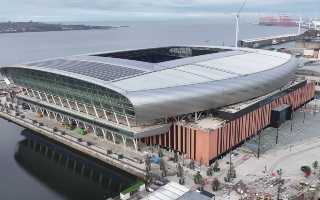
[75,101,80,112]
[111,132,116,144]
[133,139,138,151]
[83,104,89,115]
[51,95,57,105]
[58,96,64,108]
[122,136,127,147]
[66,98,72,110]
[103,109,109,121]
[93,104,99,118]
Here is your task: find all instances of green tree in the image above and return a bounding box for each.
[193,171,203,185]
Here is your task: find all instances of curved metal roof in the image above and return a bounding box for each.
[2,46,298,122]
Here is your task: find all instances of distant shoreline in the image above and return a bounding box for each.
[0,21,127,34]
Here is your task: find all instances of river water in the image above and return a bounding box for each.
[0,18,297,200]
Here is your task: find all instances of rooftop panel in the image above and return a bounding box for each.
[175,64,238,80]
[112,68,211,91]
[26,59,145,82]
[197,52,288,75]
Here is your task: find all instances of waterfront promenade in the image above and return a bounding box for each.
[0,96,147,179]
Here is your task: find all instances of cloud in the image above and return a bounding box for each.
[0,0,318,21]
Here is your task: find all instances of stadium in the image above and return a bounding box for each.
[0,46,315,164]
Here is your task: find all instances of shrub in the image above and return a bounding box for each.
[301,166,311,177]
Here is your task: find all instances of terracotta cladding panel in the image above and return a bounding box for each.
[186,128,190,158]
[209,129,218,160]
[141,83,315,165]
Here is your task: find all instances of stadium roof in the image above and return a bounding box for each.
[3,46,298,122]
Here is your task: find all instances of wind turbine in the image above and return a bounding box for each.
[235,0,248,48]
[298,16,302,34]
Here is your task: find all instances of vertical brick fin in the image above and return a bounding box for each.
[141,82,315,165]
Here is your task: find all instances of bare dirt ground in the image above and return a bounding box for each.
[166,100,320,199]
[213,100,320,199]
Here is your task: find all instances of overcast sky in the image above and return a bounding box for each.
[1,0,319,21]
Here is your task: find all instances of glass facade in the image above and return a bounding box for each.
[6,68,135,119]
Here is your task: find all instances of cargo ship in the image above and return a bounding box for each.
[259,16,297,27]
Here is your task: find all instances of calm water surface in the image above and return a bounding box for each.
[0,19,298,200]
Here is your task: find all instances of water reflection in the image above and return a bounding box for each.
[14,129,138,200]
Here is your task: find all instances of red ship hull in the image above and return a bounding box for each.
[259,16,297,27]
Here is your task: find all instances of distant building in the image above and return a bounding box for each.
[312,20,320,30]
[0,46,314,164]
[296,30,320,60]
[296,64,320,96]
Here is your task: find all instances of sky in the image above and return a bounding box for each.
[0,0,319,22]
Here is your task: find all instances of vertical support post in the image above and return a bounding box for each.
[46,109,50,118]
[228,150,232,182]
[51,95,57,105]
[122,136,127,147]
[67,117,71,124]
[58,96,64,108]
[93,104,99,118]
[25,89,31,97]
[103,109,109,121]
[83,122,88,130]
[125,113,131,128]
[290,111,294,133]
[92,126,97,136]
[30,104,35,112]
[53,112,57,120]
[314,100,316,116]
[83,104,89,115]
[101,129,107,141]
[75,101,80,112]
[276,128,279,145]
[46,111,51,119]
[75,120,79,127]
[111,132,116,144]
[112,108,119,124]
[37,91,43,101]
[133,139,138,151]
[31,89,37,98]
[257,131,261,159]
[303,104,306,123]
[66,98,72,110]
[44,92,50,103]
